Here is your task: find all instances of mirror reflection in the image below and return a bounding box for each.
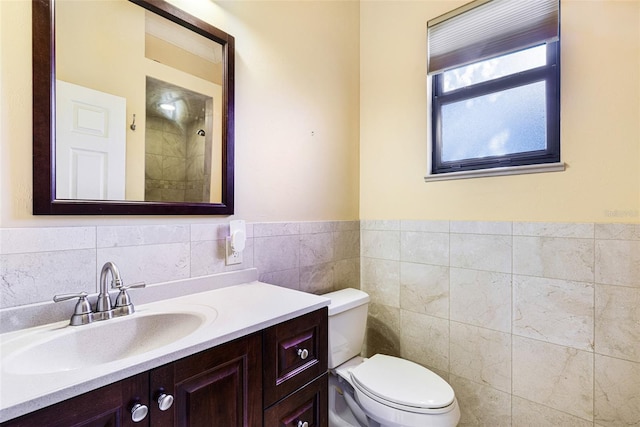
[55,0,223,204]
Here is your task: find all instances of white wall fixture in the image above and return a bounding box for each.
[225,220,246,265]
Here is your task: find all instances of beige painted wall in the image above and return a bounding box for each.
[360,0,640,223]
[0,0,360,227]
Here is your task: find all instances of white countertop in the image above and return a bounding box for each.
[0,281,330,423]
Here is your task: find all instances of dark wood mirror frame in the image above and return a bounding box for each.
[32,0,234,215]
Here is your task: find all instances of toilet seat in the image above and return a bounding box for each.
[350,354,455,413]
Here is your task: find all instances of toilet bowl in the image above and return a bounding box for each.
[325,288,460,427]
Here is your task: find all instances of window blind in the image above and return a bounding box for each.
[427,0,559,75]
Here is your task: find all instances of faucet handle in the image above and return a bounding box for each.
[114,282,146,317]
[116,281,146,291]
[53,292,94,326]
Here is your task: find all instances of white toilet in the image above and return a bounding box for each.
[325,288,460,427]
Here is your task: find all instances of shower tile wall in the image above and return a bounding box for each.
[144,117,189,202]
[361,220,640,427]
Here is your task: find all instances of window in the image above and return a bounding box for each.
[427,0,561,177]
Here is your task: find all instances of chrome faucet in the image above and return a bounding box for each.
[95,261,119,320]
[53,261,145,326]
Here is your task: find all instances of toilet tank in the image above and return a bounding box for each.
[324,288,370,369]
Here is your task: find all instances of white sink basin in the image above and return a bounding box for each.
[2,307,216,375]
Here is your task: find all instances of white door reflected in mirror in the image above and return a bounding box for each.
[55,80,126,200]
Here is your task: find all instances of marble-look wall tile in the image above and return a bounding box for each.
[513,236,594,282]
[190,223,230,242]
[258,268,300,291]
[450,375,512,427]
[360,220,400,231]
[299,221,336,234]
[595,284,640,362]
[190,239,254,277]
[365,303,400,358]
[595,223,640,240]
[254,222,300,237]
[253,235,299,274]
[595,239,640,287]
[594,355,640,426]
[361,258,399,307]
[0,250,96,308]
[451,221,512,236]
[400,220,449,233]
[299,263,334,294]
[300,232,333,267]
[145,154,163,180]
[450,322,511,393]
[450,233,512,273]
[400,262,449,318]
[513,222,594,238]
[400,231,449,266]
[0,227,95,254]
[361,230,400,260]
[97,243,190,286]
[162,132,186,157]
[512,397,593,427]
[400,310,449,372]
[513,275,594,350]
[97,225,189,248]
[450,268,511,333]
[333,229,360,260]
[333,258,360,290]
[512,336,593,420]
[162,156,186,181]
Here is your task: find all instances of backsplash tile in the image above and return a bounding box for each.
[1,249,95,308]
[0,227,95,254]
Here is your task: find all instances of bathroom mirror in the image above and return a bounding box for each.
[32,0,235,215]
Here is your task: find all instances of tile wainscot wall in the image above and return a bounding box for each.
[2,220,639,426]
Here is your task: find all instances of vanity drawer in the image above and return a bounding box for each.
[264,373,328,427]
[263,308,328,407]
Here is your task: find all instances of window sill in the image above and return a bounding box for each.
[424,162,565,182]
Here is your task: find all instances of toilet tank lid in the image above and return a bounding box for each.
[324,288,369,316]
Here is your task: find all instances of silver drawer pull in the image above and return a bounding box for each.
[130,403,148,422]
[157,393,174,411]
[297,421,309,427]
[297,348,309,360]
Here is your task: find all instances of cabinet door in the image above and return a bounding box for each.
[264,374,328,427]
[150,333,262,427]
[0,373,149,427]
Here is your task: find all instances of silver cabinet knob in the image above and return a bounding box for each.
[297,348,309,360]
[157,392,174,411]
[130,403,148,422]
[297,421,309,427]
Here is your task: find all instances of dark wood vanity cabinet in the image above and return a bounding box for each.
[0,373,149,427]
[1,309,327,427]
[151,333,262,427]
